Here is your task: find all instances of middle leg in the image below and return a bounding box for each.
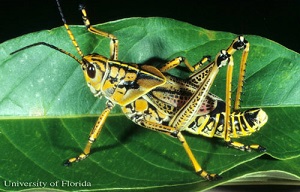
[139,120,220,181]
[159,56,211,73]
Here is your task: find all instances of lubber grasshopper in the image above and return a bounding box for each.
[11,0,268,181]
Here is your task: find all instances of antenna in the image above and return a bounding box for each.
[55,0,84,58]
[10,42,84,65]
[10,0,85,66]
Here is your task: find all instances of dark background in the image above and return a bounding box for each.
[2,0,300,52]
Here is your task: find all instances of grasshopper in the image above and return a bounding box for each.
[11,0,268,181]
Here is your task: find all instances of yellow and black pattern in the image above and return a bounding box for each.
[122,98,170,126]
[145,74,220,116]
[11,0,269,181]
[103,63,166,106]
[81,54,166,106]
[184,105,268,138]
[122,70,267,140]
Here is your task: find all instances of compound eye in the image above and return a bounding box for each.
[87,63,96,79]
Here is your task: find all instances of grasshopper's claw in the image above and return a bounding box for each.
[63,160,72,167]
[205,173,222,181]
[63,153,88,166]
[197,170,222,181]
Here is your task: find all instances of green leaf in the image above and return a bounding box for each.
[0,17,299,191]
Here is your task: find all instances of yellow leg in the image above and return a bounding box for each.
[224,37,265,152]
[169,63,219,130]
[169,50,232,130]
[64,101,114,166]
[234,43,249,111]
[177,132,220,181]
[80,5,119,60]
[159,56,211,73]
[226,140,266,152]
[139,120,220,181]
[225,72,266,151]
[224,55,234,143]
[226,36,250,111]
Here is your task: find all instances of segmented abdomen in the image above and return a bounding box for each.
[184,108,267,138]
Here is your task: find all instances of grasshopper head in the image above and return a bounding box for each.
[82,54,108,97]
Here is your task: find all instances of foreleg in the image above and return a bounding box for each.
[64,101,114,166]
